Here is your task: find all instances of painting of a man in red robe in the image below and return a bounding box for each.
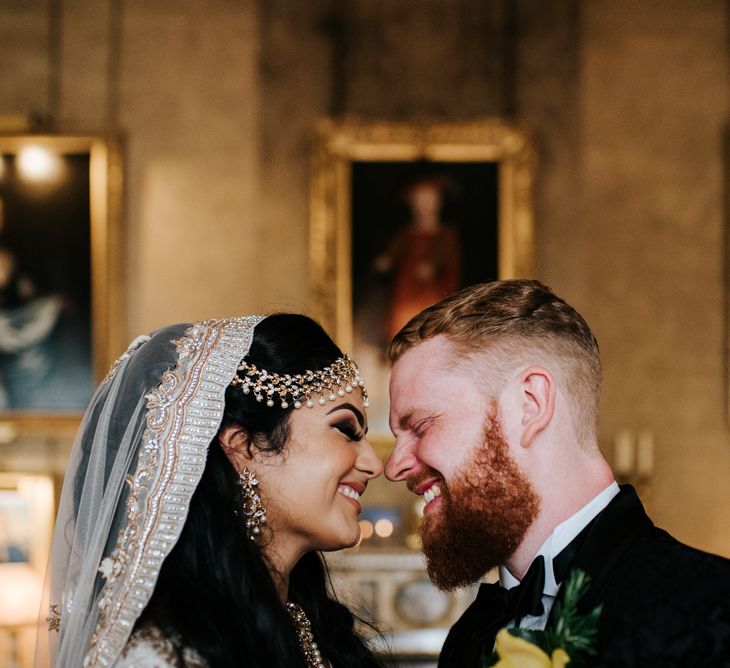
[374,175,462,340]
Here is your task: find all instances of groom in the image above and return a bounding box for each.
[385,279,730,666]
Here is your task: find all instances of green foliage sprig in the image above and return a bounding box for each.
[483,569,602,668]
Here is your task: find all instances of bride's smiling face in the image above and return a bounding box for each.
[243,393,382,564]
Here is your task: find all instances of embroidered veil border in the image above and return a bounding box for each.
[43,316,263,668]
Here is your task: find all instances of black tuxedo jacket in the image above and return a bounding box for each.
[439,485,730,667]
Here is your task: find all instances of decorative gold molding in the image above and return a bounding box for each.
[0,115,34,134]
[0,135,124,435]
[310,117,537,349]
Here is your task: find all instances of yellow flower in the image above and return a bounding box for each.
[493,629,571,668]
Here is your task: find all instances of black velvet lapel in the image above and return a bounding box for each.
[438,582,505,667]
[546,485,654,623]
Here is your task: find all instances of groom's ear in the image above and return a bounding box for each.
[219,425,256,472]
[517,366,555,448]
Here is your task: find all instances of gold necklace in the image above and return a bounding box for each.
[285,602,328,668]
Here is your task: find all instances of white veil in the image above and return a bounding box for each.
[36,316,264,667]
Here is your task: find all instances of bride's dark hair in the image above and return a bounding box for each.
[136,314,386,668]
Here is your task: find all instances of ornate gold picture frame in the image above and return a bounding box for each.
[0,135,123,435]
[310,118,536,446]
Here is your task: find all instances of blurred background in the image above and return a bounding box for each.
[1,1,729,666]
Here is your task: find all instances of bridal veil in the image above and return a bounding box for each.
[36,316,264,667]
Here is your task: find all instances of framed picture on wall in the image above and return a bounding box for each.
[0,135,123,432]
[310,119,536,448]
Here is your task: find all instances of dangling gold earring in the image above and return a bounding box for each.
[237,468,267,541]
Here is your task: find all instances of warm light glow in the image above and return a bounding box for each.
[359,519,374,540]
[0,155,5,180]
[0,562,44,627]
[17,145,60,181]
[374,518,394,538]
[405,533,422,550]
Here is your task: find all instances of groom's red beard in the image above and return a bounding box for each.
[417,405,540,590]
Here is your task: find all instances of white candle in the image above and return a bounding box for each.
[613,429,634,476]
[637,430,654,477]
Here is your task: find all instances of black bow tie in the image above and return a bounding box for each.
[470,520,597,637]
[502,554,546,622]
[451,520,600,668]
[479,534,583,628]
[464,554,546,660]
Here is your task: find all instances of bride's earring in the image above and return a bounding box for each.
[237,468,267,541]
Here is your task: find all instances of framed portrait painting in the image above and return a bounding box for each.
[0,135,123,432]
[310,119,536,447]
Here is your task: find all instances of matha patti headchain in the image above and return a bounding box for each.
[230,354,369,410]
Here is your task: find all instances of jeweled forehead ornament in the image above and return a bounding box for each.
[230,354,369,410]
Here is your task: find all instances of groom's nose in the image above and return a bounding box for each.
[385,436,419,481]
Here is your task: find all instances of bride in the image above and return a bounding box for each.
[40,314,386,668]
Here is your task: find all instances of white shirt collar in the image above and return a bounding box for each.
[500,481,620,596]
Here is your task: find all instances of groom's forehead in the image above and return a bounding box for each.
[391,335,461,375]
[391,340,481,408]
[393,335,504,383]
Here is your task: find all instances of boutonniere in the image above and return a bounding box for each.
[484,570,602,668]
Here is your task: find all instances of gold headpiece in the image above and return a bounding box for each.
[230,354,369,410]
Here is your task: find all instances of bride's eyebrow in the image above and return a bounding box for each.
[326,403,365,429]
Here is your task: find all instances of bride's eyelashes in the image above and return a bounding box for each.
[326,403,368,441]
[332,420,364,442]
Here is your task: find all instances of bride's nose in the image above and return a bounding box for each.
[356,438,383,479]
